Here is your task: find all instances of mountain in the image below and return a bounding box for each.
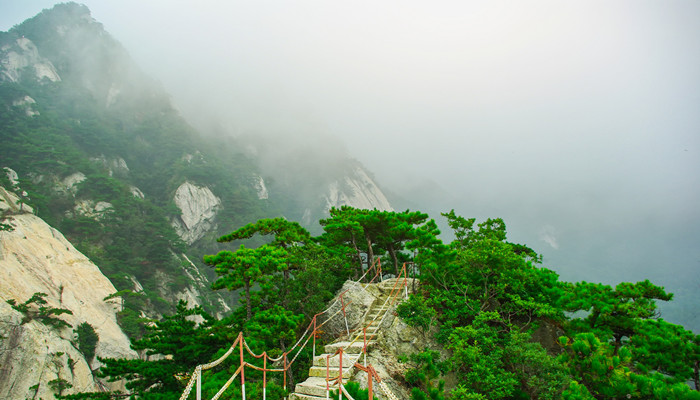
[0,3,393,330]
[0,185,136,399]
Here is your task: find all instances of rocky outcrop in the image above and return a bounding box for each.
[73,199,113,219]
[130,185,145,199]
[324,167,393,213]
[320,280,376,338]
[90,155,130,177]
[171,181,221,244]
[252,175,269,200]
[0,37,61,83]
[291,279,419,400]
[12,95,40,116]
[0,187,136,400]
[55,172,86,195]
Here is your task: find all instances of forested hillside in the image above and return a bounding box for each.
[0,3,392,334]
[0,4,272,329]
[1,3,698,400]
[48,209,699,400]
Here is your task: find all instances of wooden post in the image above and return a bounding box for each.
[313,316,317,360]
[196,366,201,400]
[239,333,246,400]
[263,352,267,400]
[363,326,367,367]
[367,367,373,400]
[338,348,344,400]
[283,352,288,391]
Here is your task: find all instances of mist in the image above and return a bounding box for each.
[3,1,699,326]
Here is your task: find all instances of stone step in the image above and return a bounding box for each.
[367,308,391,316]
[351,334,378,345]
[324,341,372,354]
[368,306,391,314]
[358,326,380,335]
[314,353,345,367]
[366,312,387,320]
[309,365,354,378]
[314,350,371,367]
[294,376,345,397]
[289,393,327,400]
[357,320,381,329]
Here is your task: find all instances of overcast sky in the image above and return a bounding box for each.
[3,1,700,319]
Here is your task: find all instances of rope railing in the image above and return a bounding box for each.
[319,262,410,400]
[178,258,406,400]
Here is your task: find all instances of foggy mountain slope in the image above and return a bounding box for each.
[2,2,696,334]
[0,3,395,327]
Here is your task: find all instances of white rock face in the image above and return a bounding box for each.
[0,187,136,399]
[0,171,33,213]
[56,172,87,195]
[252,175,269,200]
[12,95,40,116]
[171,181,221,244]
[106,84,121,107]
[73,200,113,219]
[0,37,61,83]
[324,167,393,213]
[4,166,20,187]
[91,155,129,177]
[130,185,145,199]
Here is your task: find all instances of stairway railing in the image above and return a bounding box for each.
[178,259,409,400]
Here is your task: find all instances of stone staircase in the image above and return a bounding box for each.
[289,279,403,399]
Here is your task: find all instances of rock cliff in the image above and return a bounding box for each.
[0,36,61,83]
[324,167,394,213]
[300,165,394,226]
[171,181,221,244]
[0,187,136,399]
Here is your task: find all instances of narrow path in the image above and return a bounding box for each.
[290,279,401,399]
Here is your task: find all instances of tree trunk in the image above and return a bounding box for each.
[694,360,699,391]
[350,232,363,278]
[280,339,294,390]
[613,334,622,356]
[282,267,290,307]
[244,279,252,320]
[365,232,374,273]
[388,243,399,276]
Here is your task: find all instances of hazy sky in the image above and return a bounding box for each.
[2,2,700,313]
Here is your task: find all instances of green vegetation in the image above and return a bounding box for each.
[404,350,447,400]
[74,322,99,362]
[0,2,277,328]
[6,292,73,329]
[2,5,698,399]
[331,381,378,400]
[49,378,73,396]
[73,209,698,399]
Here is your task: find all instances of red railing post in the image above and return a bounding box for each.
[283,352,288,391]
[363,325,367,367]
[263,352,267,400]
[239,332,246,400]
[312,316,317,360]
[368,366,373,400]
[338,348,344,400]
